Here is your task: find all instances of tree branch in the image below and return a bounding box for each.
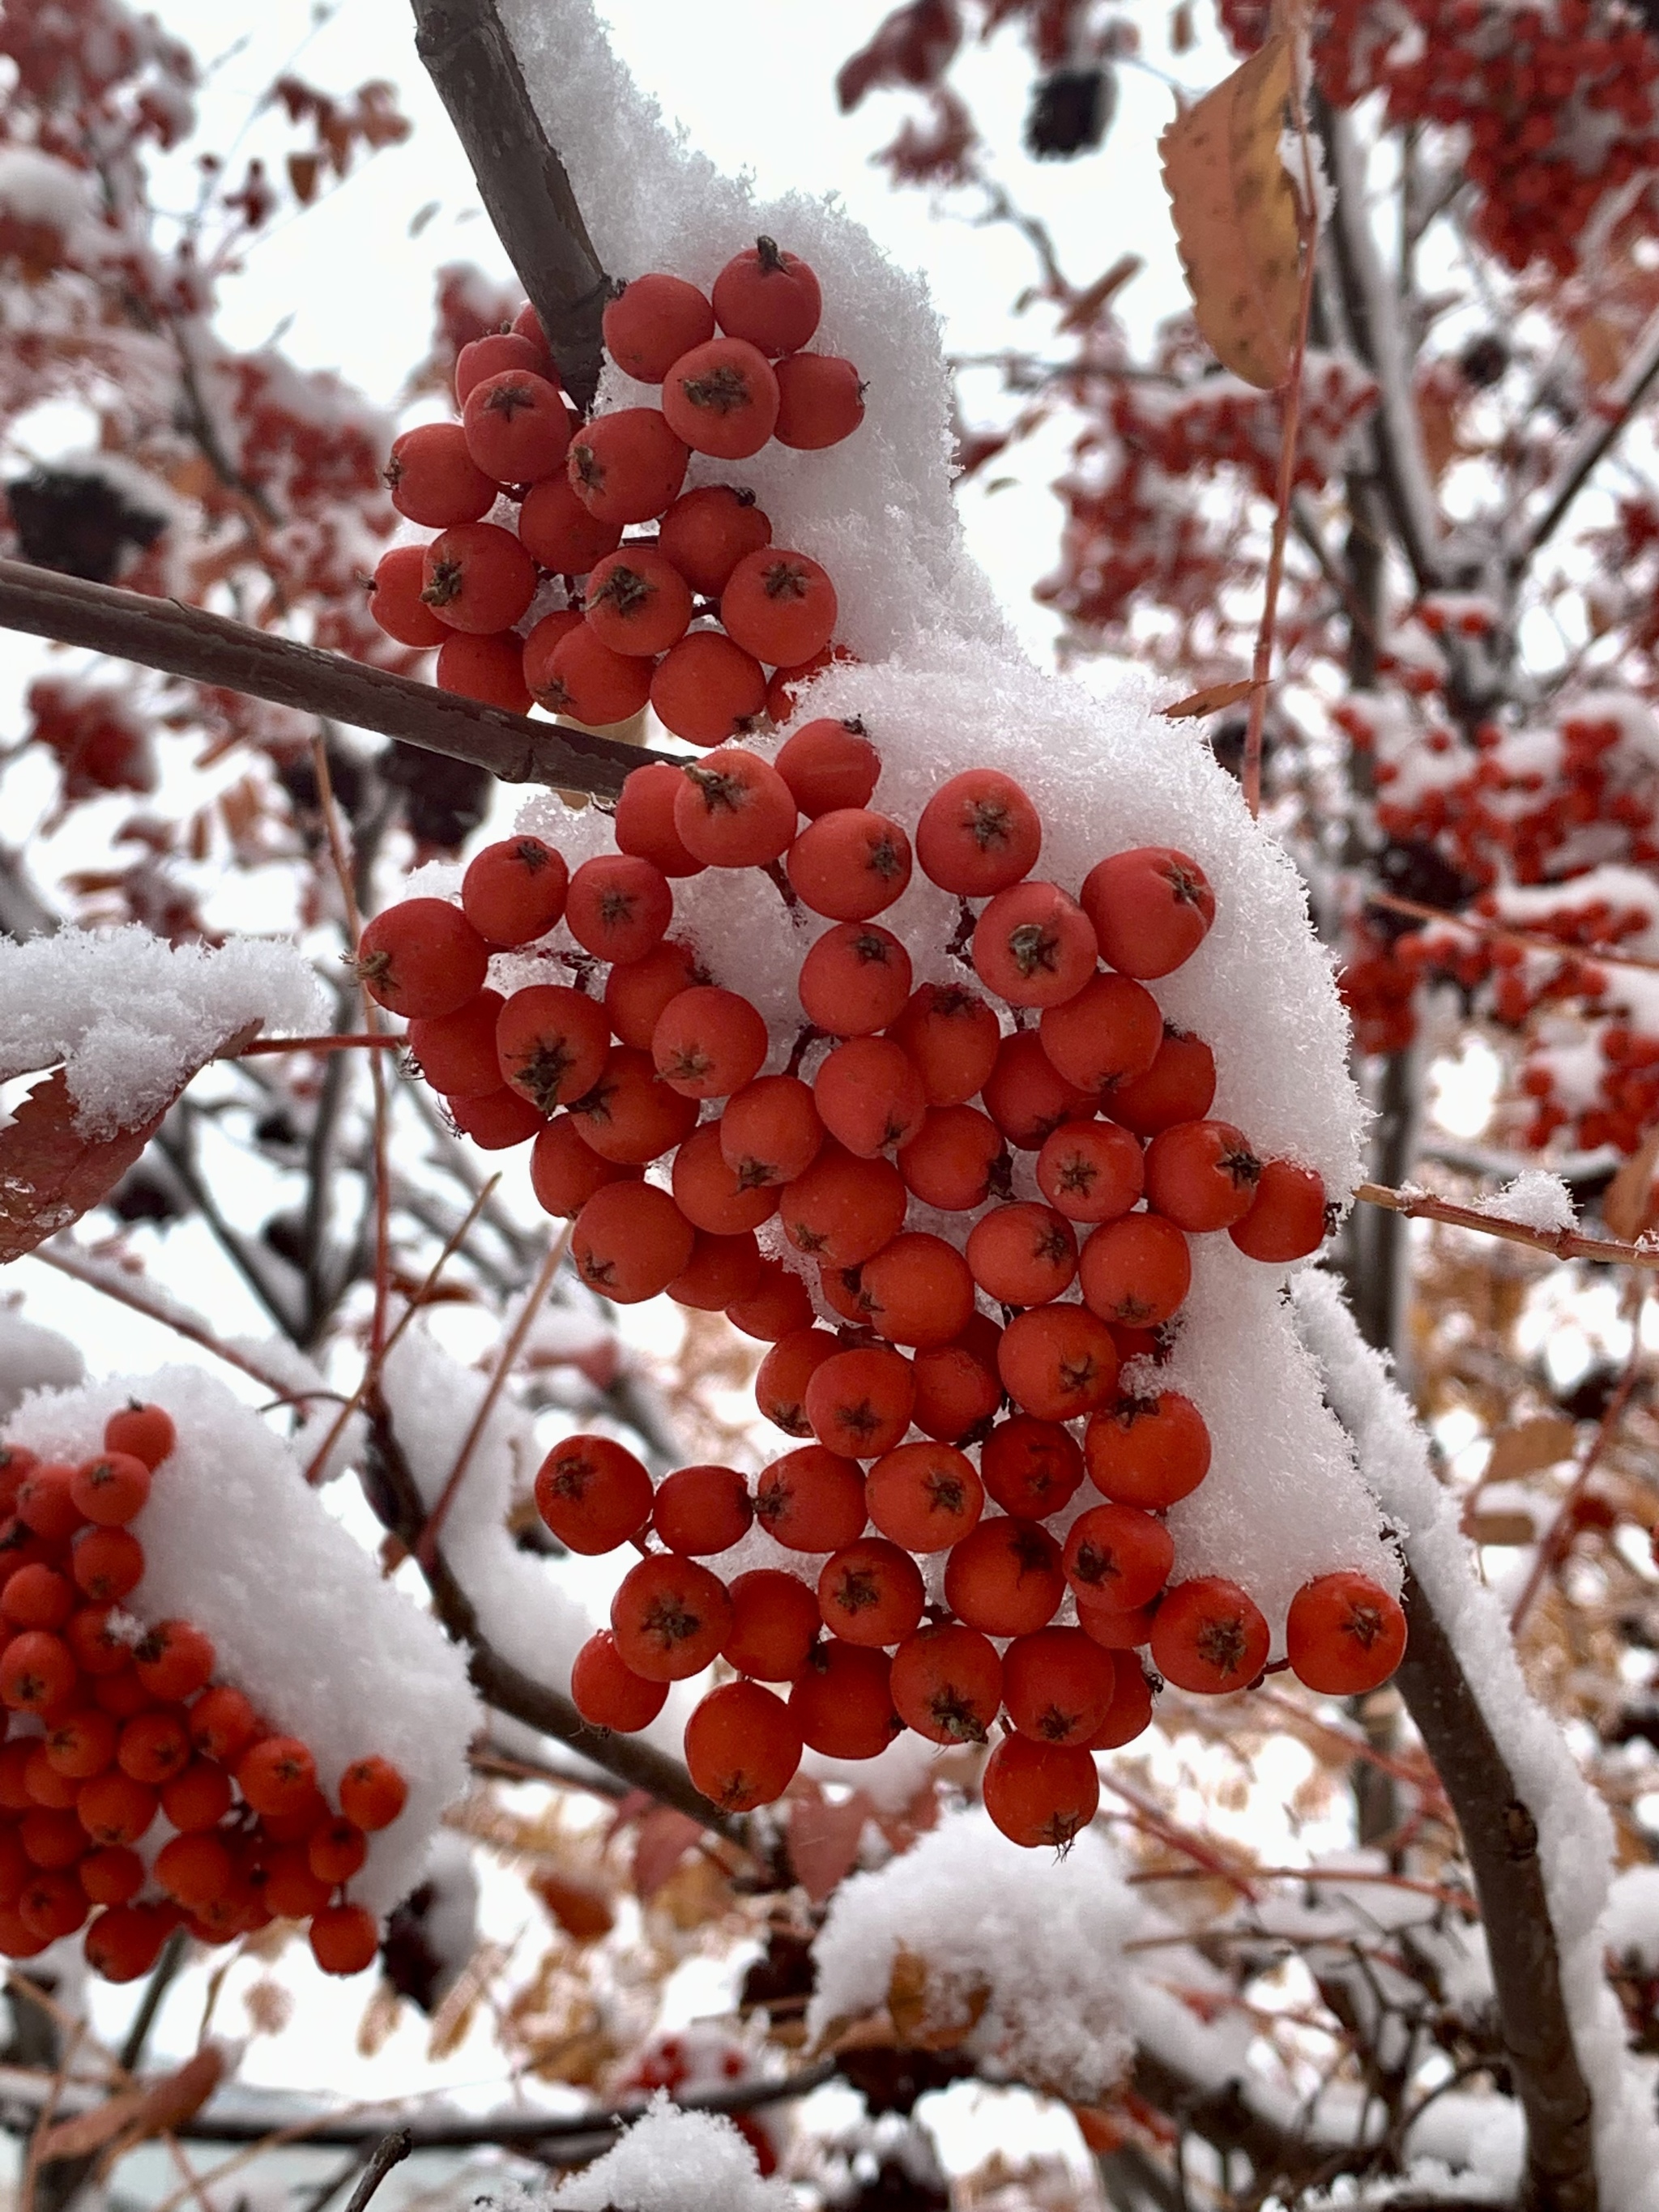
[1513,302,1659,568]
[408,0,611,409]
[0,560,675,802]
[1354,1178,1659,1269]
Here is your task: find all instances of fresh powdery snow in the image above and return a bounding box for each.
[1293,1272,1659,2210]
[5,1366,478,1916]
[1471,1170,1578,1234]
[484,0,1395,1652]
[0,1305,83,1417]
[534,2096,791,2212]
[0,928,325,1135]
[808,1811,1140,2104]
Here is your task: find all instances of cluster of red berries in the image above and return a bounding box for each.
[356,746,1407,1851]
[25,677,156,800]
[365,238,862,735]
[0,1403,408,1980]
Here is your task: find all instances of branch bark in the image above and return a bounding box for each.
[0,560,675,802]
[1392,1562,1597,2212]
[408,0,611,409]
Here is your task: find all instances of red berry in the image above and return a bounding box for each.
[672,1122,781,1235]
[565,1045,699,1164]
[890,1623,1002,1745]
[237,1736,318,1817]
[1035,1122,1144,1224]
[462,369,571,484]
[1062,1503,1174,1611]
[572,1182,696,1302]
[673,749,797,867]
[84,1902,170,1980]
[778,1141,906,1267]
[516,475,625,573]
[1078,1214,1192,1328]
[668,1229,766,1312]
[1230,1159,1328,1262]
[721,1075,825,1188]
[866,1440,983,1552]
[775,718,880,817]
[818,1539,925,1647]
[652,1464,753,1555]
[662,336,780,459]
[1285,1572,1407,1694]
[0,1631,75,1712]
[454,329,546,403]
[909,1323,1003,1444]
[309,1817,369,1886]
[981,1733,1099,1848]
[658,484,772,595]
[496,985,609,1113]
[966,1202,1077,1307]
[944,1516,1065,1637]
[722,1571,821,1681]
[787,808,911,920]
[684,1680,801,1810]
[756,1327,841,1438]
[70,1452,148,1528]
[773,352,865,448]
[898,1104,1004,1213]
[356,901,488,1021]
[915,769,1042,896]
[463,837,569,948]
[76,1771,157,1847]
[797,923,913,1036]
[1105,1027,1217,1137]
[755,1445,867,1551]
[310,1903,380,1976]
[804,1345,916,1460]
[610,1555,734,1681]
[981,1031,1094,1151]
[571,1631,669,1731]
[996,1305,1120,1421]
[1085,1392,1210,1509]
[860,1231,976,1350]
[70,1529,143,1605]
[1038,973,1162,1095]
[535,1434,653,1555]
[369,544,449,649]
[650,631,769,747]
[104,1401,177,1475]
[566,408,689,524]
[409,990,507,1099]
[726,1260,817,1341]
[583,547,693,656]
[384,421,495,527]
[616,763,706,879]
[134,1619,215,1702]
[565,855,674,963]
[1151,1578,1271,1694]
[420,522,536,633]
[605,938,704,1048]
[653,987,768,1099]
[722,548,838,667]
[1085,1657,1154,1749]
[974,881,1098,1009]
[448,1088,545,1149]
[979,1415,1085,1519]
[603,274,716,383]
[1080,847,1215,978]
[189,1684,260,1764]
[712,238,822,356]
[161,1761,232,1833]
[1145,1120,1261,1233]
[788,1641,900,1758]
[436,631,533,714]
[540,622,655,727]
[1003,1627,1118,1745]
[814,1038,928,1157]
[888,984,1000,1106]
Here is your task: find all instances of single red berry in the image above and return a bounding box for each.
[384,421,495,527]
[684,1681,801,1811]
[658,483,772,595]
[454,328,547,403]
[463,837,569,947]
[773,352,865,448]
[996,1305,1121,1421]
[651,1464,753,1555]
[787,808,911,921]
[982,1733,1099,1849]
[1080,847,1216,978]
[814,1038,928,1157]
[1145,1119,1262,1233]
[461,369,571,484]
[778,1140,906,1267]
[1003,1627,1119,1746]
[721,1075,825,1189]
[1038,973,1163,1096]
[721,548,838,667]
[237,1737,318,1818]
[571,1632,669,1731]
[1105,1026,1217,1137]
[662,336,780,459]
[974,882,1098,1009]
[916,769,1042,896]
[535,1434,653,1555]
[603,273,716,382]
[1230,1159,1328,1262]
[1151,1578,1271,1694]
[310,1903,380,1977]
[610,1554,734,1681]
[979,1415,1085,1519]
[775,717,880,818]
[817,1539,926,1647]
[860,1231,977,1350]
[650,630,769,747]
[1286,1572,1407,1694]
[890,1622,1002,1745]
[712,237,822,356]
[356,901,488,1021]
[652,987,769,1100]
[1078,1214,1192,1328]
[754,1445,867,1552]
[516,475,625,573]
[100,1402,177,1476]
[1062,1503,1175,1612]
[583,546,693,656]
[566,408,689,525]
[866,1440,983,1553]
[797,923,913,1036]
[495,985,610,1114]
[572,1181,696,1302]
[420,522,536,633]
[673,749,798,868]
[435,630,533,714]
[1035,1121,1145,1224]
[787,1640,900,1759]
[539,621,656,727]
[722,1570,821,1681]
[369,544,450,649]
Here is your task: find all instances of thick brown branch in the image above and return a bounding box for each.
[0,559,675,801]
[409,0,610,408]
[1392,1563,1597,2212]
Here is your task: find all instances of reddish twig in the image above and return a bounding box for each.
[1124,1863,1476,1912]
[416,1224,571,1568]
[232,1034,403,1056]
[1354,1180,1659,1269]
[1098,1772,1259,1900]
[1366,888,1659,977]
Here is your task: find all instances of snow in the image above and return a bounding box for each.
[537,2095,793,2212]
[0,148,92,233]
[1604,1866,1659,1971]
[0,928,326,1136]
[807,1810,1138,2104]
[5,1365,479,1917]
[0,1302,83,1417]
[1472,1170,1578,1234]
[1292,1270,1659,2211]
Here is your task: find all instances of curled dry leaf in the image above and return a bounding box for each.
[1162,678,1253,719]
[1160,35,1303,390]
[0,1072,168,1265]
[36,2047,224,2164]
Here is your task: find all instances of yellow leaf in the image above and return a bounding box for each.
[885,1946,990,2052]
[1162,678,1252,719]
[1604,1122,1659,1242]
[1486,1416,1577,1482]
[1160,36,1303,390]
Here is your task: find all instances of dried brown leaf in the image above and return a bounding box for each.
[1160,36,1301,390]
[1486,1416,1578,1482]
[886,1945,991,2052]
[1469,1511,1539,1547]
[789,1787,874,1904]
[1162,679,1252,719]
[0,1072,167,1264]
[40,2048,225,2162]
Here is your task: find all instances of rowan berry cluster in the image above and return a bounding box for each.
[0,1402,408,1981]
[358,744,1406,1852]
[366,239,863,735]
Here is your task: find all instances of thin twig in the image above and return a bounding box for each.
[341,2129,412,2212]
[416,1225,571,1568]
[119,1933,188,2076]
[303,1174,501,1485]
[32,1243,313,1400]
[233,1034,403,1056]
[1354,1179,1659,1268]
[1516,302,1659,565]
[1366,888,1659,976]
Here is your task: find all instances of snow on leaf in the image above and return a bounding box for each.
[0,1071,168,1264]
[1160,36,1302,390]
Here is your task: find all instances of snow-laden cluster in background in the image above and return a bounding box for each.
[6,1366,479,1916]
[0,1306,83,1419]
[0,928,325,1135]
[487,0,1399,1639]
[533,2096,791,2212]
[1293,1272,1659,2212]
[808,1811,1138,2103]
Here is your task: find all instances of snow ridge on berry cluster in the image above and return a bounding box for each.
[0,1368,477,1977]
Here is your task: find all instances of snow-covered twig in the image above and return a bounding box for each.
[1516,303,1659,567]
[0,559,670,802]
[1354,1179,1659,1268]
[1367,887,1659,976]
